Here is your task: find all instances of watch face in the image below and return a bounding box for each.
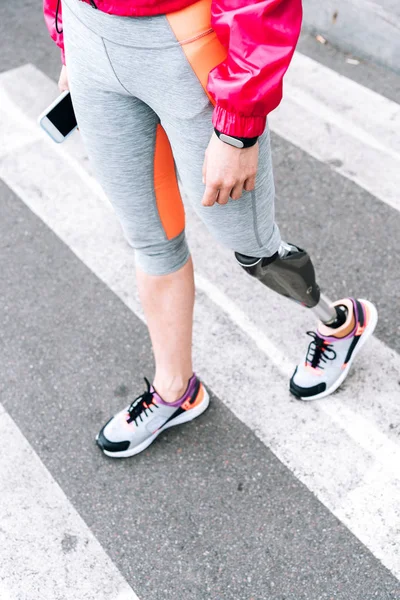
[219,133,244,148]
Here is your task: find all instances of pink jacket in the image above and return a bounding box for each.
[43,0,302,137]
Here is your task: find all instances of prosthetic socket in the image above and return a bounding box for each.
[235,242,337,323]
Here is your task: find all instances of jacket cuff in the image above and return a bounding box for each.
[212,104,266,138]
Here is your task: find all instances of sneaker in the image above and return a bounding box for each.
[290,298,378,401]
[96,374,209,458]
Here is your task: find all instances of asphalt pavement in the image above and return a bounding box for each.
[1,2,400,599]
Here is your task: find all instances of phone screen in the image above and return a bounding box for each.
[47,93,77,137]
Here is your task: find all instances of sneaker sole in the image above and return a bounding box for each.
[97,387,210,458]
[295,299,378,401]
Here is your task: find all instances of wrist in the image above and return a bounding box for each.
[214,127,258,149]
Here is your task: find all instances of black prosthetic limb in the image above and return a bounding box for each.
[235,242,344,326]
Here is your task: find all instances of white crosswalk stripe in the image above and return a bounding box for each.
[0,57,399,594]
[0,408,140,600]
[269,52,400,212]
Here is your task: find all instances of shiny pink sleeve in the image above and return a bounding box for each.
[43,0,66,64]
[207,0,302,138]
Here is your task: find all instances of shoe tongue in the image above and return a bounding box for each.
[149,385,161,404]
[316,326,347,344]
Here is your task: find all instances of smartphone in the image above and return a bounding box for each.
[37,89,78,143]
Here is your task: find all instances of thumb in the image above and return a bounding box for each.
[58,65,70,93]
[202,154,207,185]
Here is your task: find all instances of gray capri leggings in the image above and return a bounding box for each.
[61,0,281,276]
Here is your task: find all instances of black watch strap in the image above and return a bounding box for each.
[214,127,258,149]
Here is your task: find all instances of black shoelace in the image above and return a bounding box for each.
[127,378,159,425]
[306,332,337,369]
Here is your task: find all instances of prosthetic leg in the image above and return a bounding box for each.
[236,242,377,401]
[235,242,346,326]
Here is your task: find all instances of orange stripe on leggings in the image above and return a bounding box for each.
[154,123,185,240]
[166,0,227,106]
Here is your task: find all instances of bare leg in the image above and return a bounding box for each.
[136,257,195,403]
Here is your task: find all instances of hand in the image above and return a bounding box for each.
[58,65,69,93]
[58,65,79,131]
[201,131,259,207]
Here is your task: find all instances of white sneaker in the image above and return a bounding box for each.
[290,298,378,401]
[96,374,209,457]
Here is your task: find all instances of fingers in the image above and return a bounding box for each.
[202,184,220,207]
[202,180,237,206]
[202,179,248,207]
[58,76,69,93]
[202,155,219,206]
[58,81,69,93]
[243,176,256,192]
[202,154,207,185]
[230,181,244,201]
[216,183,234,205]
[58,65,69,93]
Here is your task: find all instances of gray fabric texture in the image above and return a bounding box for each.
[61,0,281,275]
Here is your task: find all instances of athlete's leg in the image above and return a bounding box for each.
[159,0,377,400]
[163,101,339,325]
[136,259,195,401]
[235,243,340,325]
[62,0,195,403]
[61,0,211,458]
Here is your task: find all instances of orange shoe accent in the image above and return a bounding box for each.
[154,124,185,240]
[355,324,366,336]
[182,385,205,410]
[341,362,348,370]
[166,0,227,106]
[356,302,370,336]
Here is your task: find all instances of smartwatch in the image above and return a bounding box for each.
[214,127,258,149]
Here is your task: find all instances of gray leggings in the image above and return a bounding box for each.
[61,0,281,275]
